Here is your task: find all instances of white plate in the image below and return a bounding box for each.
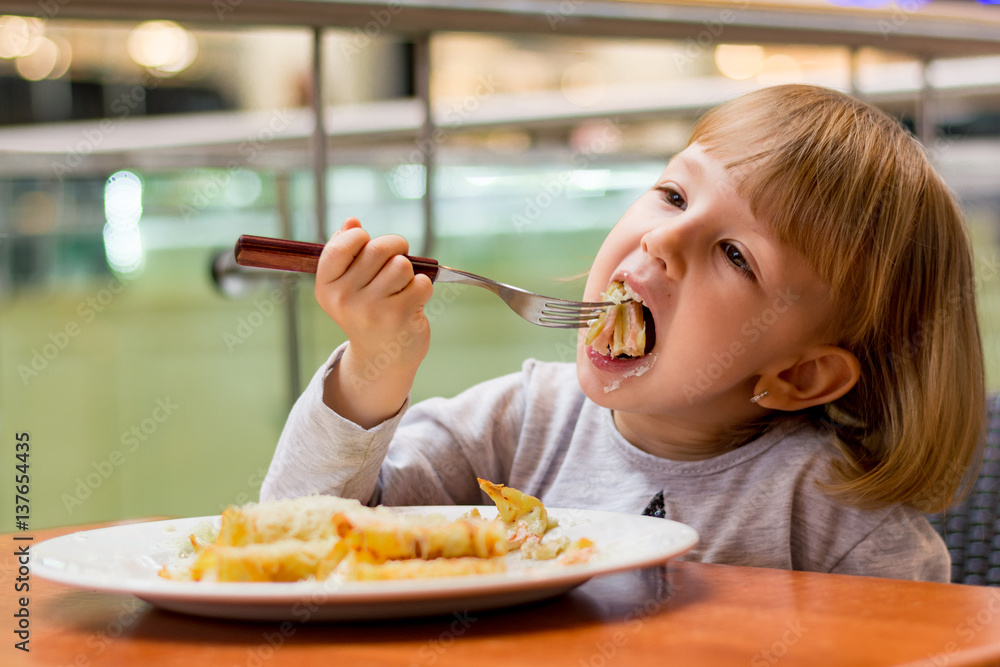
[32,506,697,621]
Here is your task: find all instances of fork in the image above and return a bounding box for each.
[234,235,610,328]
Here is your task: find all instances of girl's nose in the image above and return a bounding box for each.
[640,222,689,280]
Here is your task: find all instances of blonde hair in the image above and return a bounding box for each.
[690,84,985,512]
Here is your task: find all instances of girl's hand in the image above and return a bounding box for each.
[316,218,434,428]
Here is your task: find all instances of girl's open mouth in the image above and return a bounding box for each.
[584,280,655,359]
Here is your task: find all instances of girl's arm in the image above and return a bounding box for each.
[315,218,433,429]
[260,347,526,505]
[259,345,402,503]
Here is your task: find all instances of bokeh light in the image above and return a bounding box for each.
[15,36,58,81]
[388,164,427,200]
[0,15,43,59]
[756,54,804,85]
[103,171,144,275]
[560,62,608,107]
[127,20,198,74]
[714,44,766,81]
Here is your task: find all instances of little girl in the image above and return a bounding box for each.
[261,84,986,581]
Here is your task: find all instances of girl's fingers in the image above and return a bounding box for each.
[314,219,430,329]
[367,252,418,296]
[341,234,412,293]
[317,219,370,284]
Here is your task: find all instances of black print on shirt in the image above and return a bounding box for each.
[642,490,666,518]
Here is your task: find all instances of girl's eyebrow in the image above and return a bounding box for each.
[656,151,704,189]
[672,149,704,176]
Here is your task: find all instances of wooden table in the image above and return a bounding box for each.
[7,519,1000,667]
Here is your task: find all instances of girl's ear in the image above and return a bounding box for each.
[753,346,860,412]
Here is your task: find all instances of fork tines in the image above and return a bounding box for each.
[537,301,610,329]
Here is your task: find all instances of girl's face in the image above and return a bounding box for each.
[576,143,836,457]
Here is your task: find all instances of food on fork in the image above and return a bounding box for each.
[585,281,651,358]
[160,480,593,583]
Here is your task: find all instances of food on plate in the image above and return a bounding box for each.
[336,555,506,581]
[478,478,554,547]
[216,495,365,546]
[188,539,340,583]
[478,478,594,560]
[160,480,593,583]
[331,510,509,562]
[584,281,651,358]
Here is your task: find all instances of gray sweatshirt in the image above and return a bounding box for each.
[262,347,949,582]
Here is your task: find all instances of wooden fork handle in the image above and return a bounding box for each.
[234,235,441,280]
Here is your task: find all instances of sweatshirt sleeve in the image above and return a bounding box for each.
[261,345,529,507]
[259,344,405,504]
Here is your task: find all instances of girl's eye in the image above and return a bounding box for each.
[656,183,686,210]
[721,242,756,281]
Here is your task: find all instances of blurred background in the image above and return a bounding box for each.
[2,0,999,529]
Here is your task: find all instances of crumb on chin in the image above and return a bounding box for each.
[602,356,655,393]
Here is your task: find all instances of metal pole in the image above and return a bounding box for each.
[276,172,302,408]
[312,26,329,243]
[414,33,435,257]
[848,46,860,99]
[917,56,935,150]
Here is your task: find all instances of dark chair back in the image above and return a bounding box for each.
[927,394,1000,585]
